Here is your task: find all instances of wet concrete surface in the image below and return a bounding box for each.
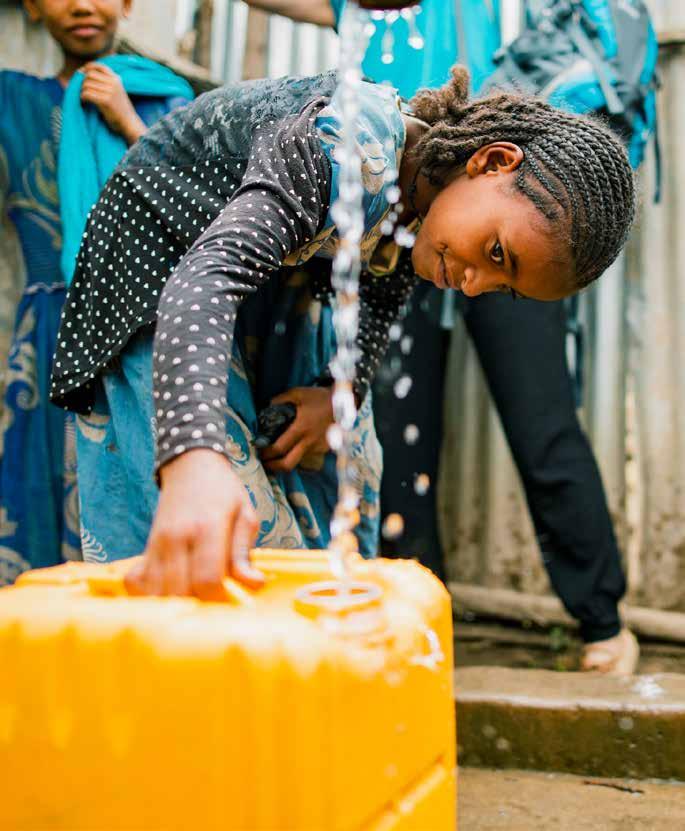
[455,667,685,779]
[458,768,685,831]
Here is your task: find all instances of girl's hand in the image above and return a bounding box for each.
[124,449,264,599]
[259,386,334,473]
[80,62,147,145]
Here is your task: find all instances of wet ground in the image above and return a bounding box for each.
[458,768,685,830]
[454,621,685,674]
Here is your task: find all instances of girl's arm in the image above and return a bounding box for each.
[125,101,332,598]
[258,253,418,474]
[153,100,331,474]
[242,0,336,27]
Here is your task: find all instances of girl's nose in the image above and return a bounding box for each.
[460,266,485,298]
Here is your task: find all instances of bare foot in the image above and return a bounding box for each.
[580,628,639,676]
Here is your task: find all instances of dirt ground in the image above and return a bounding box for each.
[458,768,685,831]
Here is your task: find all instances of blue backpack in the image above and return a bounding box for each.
[481,0,659,187]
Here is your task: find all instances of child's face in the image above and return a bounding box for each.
[24,0,132,60]
[412,143,573,301]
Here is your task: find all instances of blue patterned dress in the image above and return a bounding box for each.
[0,70,186,585]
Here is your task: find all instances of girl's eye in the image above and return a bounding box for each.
[491,241,505,265]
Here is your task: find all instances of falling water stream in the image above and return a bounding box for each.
[327,2,424,581]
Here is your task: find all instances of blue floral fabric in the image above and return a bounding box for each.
[0,69,187,585]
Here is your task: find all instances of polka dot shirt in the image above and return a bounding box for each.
[51,93,417,472]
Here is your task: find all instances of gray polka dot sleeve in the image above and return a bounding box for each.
[153,110,331,471]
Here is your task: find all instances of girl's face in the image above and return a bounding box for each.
[24,0,132,59]
[411,143,573,301]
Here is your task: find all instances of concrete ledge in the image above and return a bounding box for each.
[455,667,685,780]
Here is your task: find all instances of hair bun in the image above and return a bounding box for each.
[411,65,471,125]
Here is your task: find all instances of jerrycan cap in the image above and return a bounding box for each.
[295,580,383,637]
[294,580,382,619]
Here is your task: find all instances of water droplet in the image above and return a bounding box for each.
[389,323,402,341]
[381,26,395,64]
[414,473,430,495]
[482,725,497,739]
[403,424,419,445]
[400,335,413,355]
[495,737,511,752]
[327,424,343,451]
[394,226,416,248]
[274,321,286,335]
[401,7,425,50]
[382,513,404,540]
[619,717,635,732]
[380,219,394,236]
[393,375,413,399]
[386,185,401,204]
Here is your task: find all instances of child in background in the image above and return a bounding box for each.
[0,0,191,584]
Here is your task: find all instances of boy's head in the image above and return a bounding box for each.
[410,66,636,301]
[24,0,132,62]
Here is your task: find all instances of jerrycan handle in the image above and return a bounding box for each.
[86,556,255,606]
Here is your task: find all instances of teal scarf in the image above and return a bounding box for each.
[58,55,194,286]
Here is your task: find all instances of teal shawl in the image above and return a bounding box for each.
[58,55,194,286]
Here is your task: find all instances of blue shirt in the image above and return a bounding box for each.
[331,0,501,97]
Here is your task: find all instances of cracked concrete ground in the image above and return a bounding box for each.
[458,768,685,831]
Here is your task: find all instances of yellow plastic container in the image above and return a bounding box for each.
[0,550,456,830]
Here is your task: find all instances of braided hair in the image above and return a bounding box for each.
[410,66,636,290]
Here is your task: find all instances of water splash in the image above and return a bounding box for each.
[409,625,444,670]
[327,2,423,579]
[402,6,424,50]
[372,7,424,65]
[631,676,665,699]
[328,2,371,580]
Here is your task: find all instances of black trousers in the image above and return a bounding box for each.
[372,284,625,643]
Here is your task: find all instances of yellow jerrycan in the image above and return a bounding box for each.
[0,550,456,830]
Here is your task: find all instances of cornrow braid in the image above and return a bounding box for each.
[410,66,636,290]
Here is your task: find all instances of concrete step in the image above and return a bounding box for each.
[458,768,685,831]
[455,667,685,780]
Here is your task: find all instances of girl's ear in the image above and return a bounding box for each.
[23,0,42,23]
[466,143,525,177]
